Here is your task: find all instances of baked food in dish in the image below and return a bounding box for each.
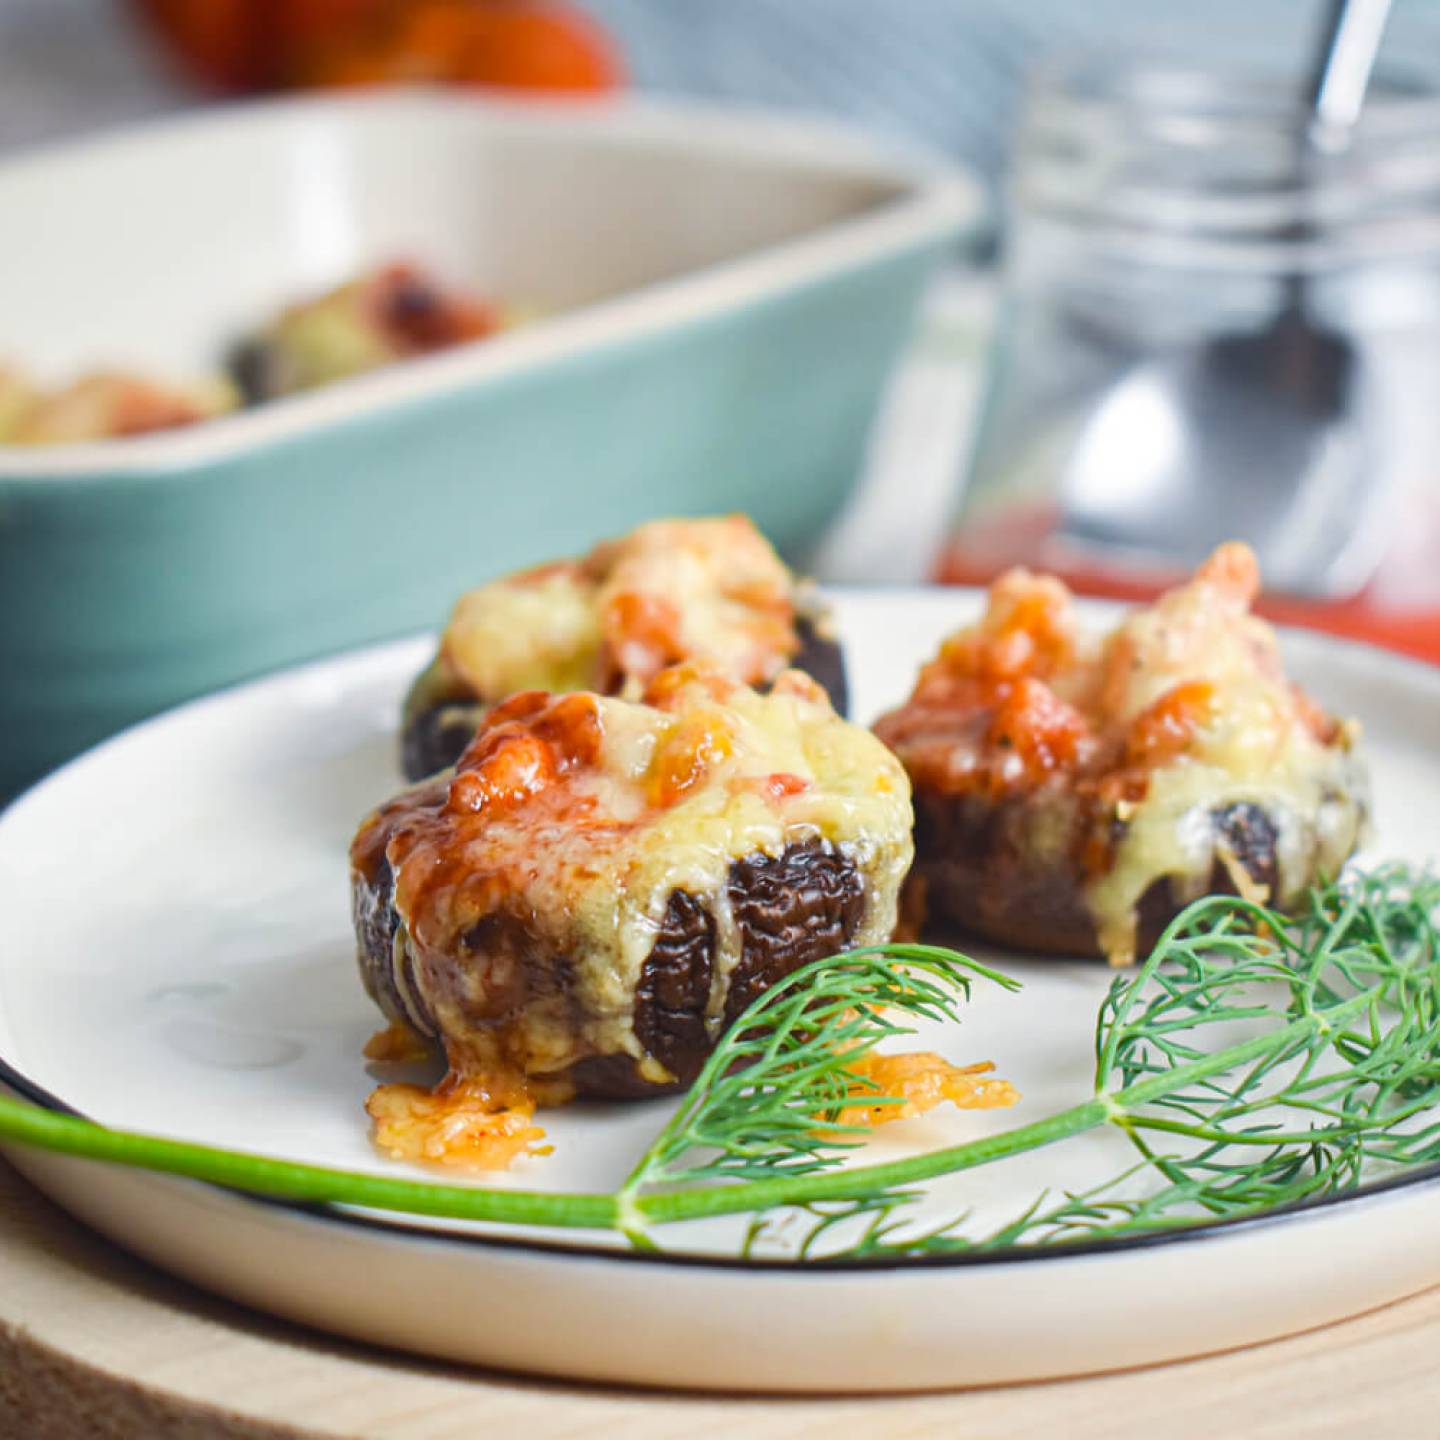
[0,261,503,447]
[351,661,912,1108]
[400,515,849,780]
[874,543,1370,963]
[0,368,234,443]
[229,260,499,404]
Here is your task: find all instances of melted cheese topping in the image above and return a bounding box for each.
[877,543,1369,961]
[594,517,798,689]
[361,662,912,1082]
[1086,548,1366,959]
[442,563,603,698]
[434,515,804,704]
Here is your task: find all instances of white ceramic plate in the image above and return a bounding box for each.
[1,591,1438,1392]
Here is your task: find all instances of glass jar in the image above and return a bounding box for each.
[940,54,1440,663]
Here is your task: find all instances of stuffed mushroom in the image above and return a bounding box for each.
[874,543,1370,964]
[351,661,911,1118]
[400,515,849,780]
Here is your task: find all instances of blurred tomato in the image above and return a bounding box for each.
[132,0,620,94]
[459,3,619,90]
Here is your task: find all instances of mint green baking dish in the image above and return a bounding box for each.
[0,93,982,797]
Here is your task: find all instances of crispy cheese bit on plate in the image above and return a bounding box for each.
[835,1052,1019,1128]
[366,1072,552,1172]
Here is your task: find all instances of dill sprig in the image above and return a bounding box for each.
[0,866,1437,1261]
[615,945,1019,1224]
[747,864,1440,1258]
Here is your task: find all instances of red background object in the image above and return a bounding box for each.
[131,0,621,95]
[939,502,1440,667]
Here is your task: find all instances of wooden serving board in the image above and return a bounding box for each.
[0,1160,1436,1438]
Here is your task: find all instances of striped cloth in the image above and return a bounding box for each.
[579,0,1440,182]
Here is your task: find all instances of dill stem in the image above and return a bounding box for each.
[0,1094,618,1230]
[632,1099,1113,1225]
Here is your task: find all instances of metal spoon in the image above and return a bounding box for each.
[1056,0,1394,596]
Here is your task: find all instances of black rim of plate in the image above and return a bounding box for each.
[2,618,1439,1272]
[6,1021,1440,1273]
